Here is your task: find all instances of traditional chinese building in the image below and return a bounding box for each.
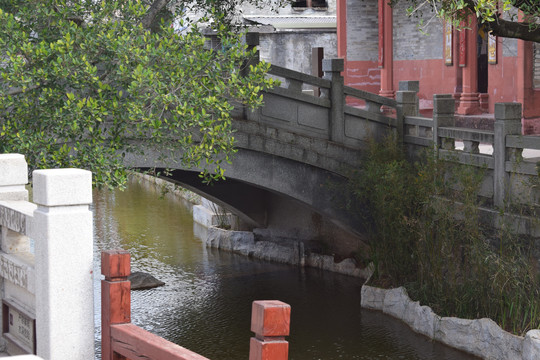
[336,0,540,133]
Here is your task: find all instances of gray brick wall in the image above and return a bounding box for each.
[346,0,379,62]
[534,42,540,89]
[393,1,443,60]
[345,0,442,62]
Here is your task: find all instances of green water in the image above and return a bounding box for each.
[92,179,478,360]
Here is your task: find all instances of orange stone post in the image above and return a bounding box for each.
[249,300,291,360]
[101,250,131,360]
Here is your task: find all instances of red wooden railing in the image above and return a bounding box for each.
[101,250,291,360]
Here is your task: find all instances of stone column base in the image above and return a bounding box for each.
[457,92,482,115]
[379,89,395,99]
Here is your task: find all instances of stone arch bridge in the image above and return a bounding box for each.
[128,58,540,256]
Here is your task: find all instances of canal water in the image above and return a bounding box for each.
[92,179,478,360]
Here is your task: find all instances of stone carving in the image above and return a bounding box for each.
[0,205,27,235]
[0,253,32,292]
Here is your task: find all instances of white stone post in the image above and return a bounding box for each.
[0,154,29,201]
[31,169,94,360]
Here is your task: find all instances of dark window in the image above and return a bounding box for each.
[292,0,328,9]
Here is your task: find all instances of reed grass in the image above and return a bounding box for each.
[350,135,540,335]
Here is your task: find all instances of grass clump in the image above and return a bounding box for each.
[350,134,540,335]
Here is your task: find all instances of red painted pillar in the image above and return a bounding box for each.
[101,250,131,360]
[457,16,481,115]
[337,0,347,59]
[379,0,394,98]
[516,10,534,120]
[249,300,291,360]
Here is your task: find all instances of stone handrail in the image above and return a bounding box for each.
[268,64,332,89]
[250,58,402,149]
[101,249,291,360]
[401,92,540,224]
[0,154,94,359]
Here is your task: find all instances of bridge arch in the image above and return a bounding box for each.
[128,147,367,256]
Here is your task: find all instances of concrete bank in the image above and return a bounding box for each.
[361,285,540,360]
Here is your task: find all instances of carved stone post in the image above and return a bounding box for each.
[322,58,345,144]
[493,103,522,209]
[395,90,417,144]
[32,169,94,360]
[398,81,419,116]
[432,94,456,155]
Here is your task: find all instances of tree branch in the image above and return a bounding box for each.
[140,0,170,30]
[6,85,41,96]
[487,18,540,43]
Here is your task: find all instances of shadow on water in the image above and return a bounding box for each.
[92,179,479,360]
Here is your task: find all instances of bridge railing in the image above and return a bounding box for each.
[241,33,401,150]
[401,94,540,233]
[0,154,94,359]
[101,249,291,360]
[251,59,402,149]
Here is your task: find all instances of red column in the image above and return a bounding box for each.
[516,10,534,120]
[249,300,291,360]
[337,0,347,59]
[379,0,394,98]
[101,250,131,360]
[457,16,481,115]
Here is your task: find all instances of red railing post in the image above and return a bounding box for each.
[249,300,291,360]
[102,250,131,360]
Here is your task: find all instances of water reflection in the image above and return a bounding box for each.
[92,179,478,360]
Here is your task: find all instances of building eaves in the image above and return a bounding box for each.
[243,15,336,30]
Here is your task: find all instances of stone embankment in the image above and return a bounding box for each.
[205,226,372,278]
[362,285,540,360]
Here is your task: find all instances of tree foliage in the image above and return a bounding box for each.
[400,0,540,43]
[0,0,281,188]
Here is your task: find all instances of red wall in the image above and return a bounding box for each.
[393,59,459,110]
[343,60,380,95]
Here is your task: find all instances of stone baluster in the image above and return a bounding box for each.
[433,94,456,154]
[322,58,345,144]
[31,168,94,360]
[493,102,522,209]
[463,140,480,154]
[249,300,291,360]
